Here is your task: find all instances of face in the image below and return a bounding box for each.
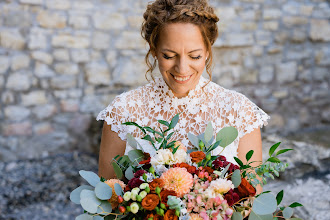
[153,23,209,98]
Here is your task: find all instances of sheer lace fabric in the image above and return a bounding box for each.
[97,76,270,164]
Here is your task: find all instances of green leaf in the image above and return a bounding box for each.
[204,122,214,143]
[246,150,254,162]
[275,149,293,156]
[169,113,180,129]
[128,149,144,163]
[142,135,155,144]
[188,132,199,148]
[289,202,303,208]
[283,207,293,219]
[79,170,101,187]
[248,210,273,220]
[276,190,283,205]
[234,157,244,167]
[95,182,112,200]
[216,126,238,147]
[231,212,243,220]
[114,183,124,196]
[126,134,138,149]
[158,120,170,127]
[80,190,101,214]
[112,161,123,179]
[122,122,146,134]
[144,126,155,133]
[252,193,277,215]
[97,200,112,214]
[267,157,281,163]
[125,166,134,180]
[76,214,93,220]
[220,163,231,178]
[70,185,94,205]
[231,169,242,187]
[269,142,281,157]
[93,216,104,220]
[166,131,175,141]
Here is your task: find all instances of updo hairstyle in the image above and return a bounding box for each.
[141,0,219,80]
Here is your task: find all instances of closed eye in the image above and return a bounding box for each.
[163,54,175,59]
[191,55,202,60]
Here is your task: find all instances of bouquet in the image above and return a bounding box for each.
[70,114,303,220]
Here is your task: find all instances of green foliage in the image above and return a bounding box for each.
[283,207,294,219]
[79,171,101,187]
[76,214,93,220]
[252,193,277,215]
[246,150,254,162]
[276,190,283,205]
[231,169,242,187]
[114,183,124,197]
[95,182,112,200]
[289,202,303,208]
[216,126,238,147]
[80,189,102,214]
[231,212,243,220]
[70,185,94,205]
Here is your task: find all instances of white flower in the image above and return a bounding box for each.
[130,202,139,214]
[131,187,140,194]
[123,192,131,201]
[150,149,174,166]
[139,191,147,199]
[204,178,234,199]
[173,149,187,163]
[139,183,149,189]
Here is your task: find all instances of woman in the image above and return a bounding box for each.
[97,0,269,193]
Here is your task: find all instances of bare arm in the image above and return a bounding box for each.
[98,121,126,180]
[237,127,263,194]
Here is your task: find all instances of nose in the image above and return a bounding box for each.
[174,56,190,75]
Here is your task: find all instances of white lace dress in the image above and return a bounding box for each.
[97,76,270,164]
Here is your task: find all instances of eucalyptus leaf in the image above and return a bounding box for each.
[188,133,199,148]
[76,214,93,220]
[169,113,180,129]
[231,169,242,188]
[97,200,112,214]
[79,170,101,187]
[216,126,238,147]
[125,166,134,180]
[128,149,144,163]
[248,210,273,220]
[158,120,170,127]
[70,185,94,204]
[112,161,123,179]
[114,183,124,196]
[95,182,112,200]
[252,193,277,215]
[276,190,283,205]
[126,134,138,149]
[283,207,294,219]
[93,216,104,220]
[204,122,214,143]
[80,190,101,214]
[220,163,231,178]
[269,142,281,157]
[231,212,243,220]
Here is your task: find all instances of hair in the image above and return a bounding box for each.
[141,0,219,81]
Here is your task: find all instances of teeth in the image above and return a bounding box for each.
[174,75,190,81]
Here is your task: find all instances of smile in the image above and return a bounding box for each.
[171,74,192,83]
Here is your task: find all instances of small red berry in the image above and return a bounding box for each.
[118,206,126,213]
[118,196,124,203]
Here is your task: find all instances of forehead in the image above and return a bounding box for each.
[157,23,205,50]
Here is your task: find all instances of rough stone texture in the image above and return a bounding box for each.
[36,10,67,29]
[11,54,30,71]
[21,91,48,106]
[31,51,53,65]
[52,34,90,49]
[310,19,330,42]
[85,62,111,85]
[0,29,25,50]
[93,12,126,30]
[276,62,297,83]
[6,71,31,91]
[0,56,10,74]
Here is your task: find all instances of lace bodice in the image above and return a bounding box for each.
[97,76,270,164]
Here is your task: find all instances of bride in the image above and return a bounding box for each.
[97,0,269,193]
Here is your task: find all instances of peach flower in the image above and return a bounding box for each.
[160,167,193,197]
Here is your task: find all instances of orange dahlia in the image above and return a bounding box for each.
[104,179,126,208]
[160,167,193,197]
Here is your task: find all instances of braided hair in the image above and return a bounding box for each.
[141,0,219,80]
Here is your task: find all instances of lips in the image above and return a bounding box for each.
[170,73,192,83]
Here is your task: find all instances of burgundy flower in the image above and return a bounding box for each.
[134,169,147,178]
[128,177,144,189]
[224,189,240,206]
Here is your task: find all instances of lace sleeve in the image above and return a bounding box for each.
[236,94,270,139]
[96,93,131,141]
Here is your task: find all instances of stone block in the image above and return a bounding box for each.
[6,71,31,91]
[222,33,254,47]
[259,66,274,83]
[263,21,279,31]
[127,16,144,29]
[37,10,67,29]
[313,67,329,81]
[2,122,32,136]
[4,106,31,121]
[239,0,264,3]
[267,46,282,54]
[283,4,299,15]
[312,3,330,19]
[300,5,314,16]
[263,9,282,20]
[93,12,126,30]
[241,22,257,31]
[19,0,42,5]
[215,7,237,21]
[3,9,31,27]
[286,49,311,60]
[54,62,79,75]
[283,16,309,26]
[256,31,272,46]
[32,104,57,119]
[31,51,53,65]
[272,90,289,99]
[115,31,146,49]
[68,113,92,134]
[34,62,55,78]
[2,91,15,104]
[239,10,260,21]
[310,19,330,42]
[46,0,71,10]
[71,49,90,63]
[240,69,258,83]
[33,122,54,135]
[254,87,271,98]
[72,1,94,10]
[0,56,10,74]
[52,34,90,49]
[69,15,89,29]
[290,29,307,43]
[50,75,77,89]
[276,62,297,83]
[0,30,25,50]
[315,48,330,66]
[28,28,48,50]
[274,32,288,44]
[0,76,4,88]
[21,91,48,106]
[252,46,264,56]
[80,95,110,114]
[60,99,79,112]
[11,54,30,71]
[85,62,111,85]
[92,32,110,50]
[53,49,70,61]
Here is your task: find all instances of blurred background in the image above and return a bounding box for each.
[0,0,329,219]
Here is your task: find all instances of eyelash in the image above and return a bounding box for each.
[163,54,202,60]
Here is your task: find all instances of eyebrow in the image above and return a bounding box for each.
[162,49,203,53]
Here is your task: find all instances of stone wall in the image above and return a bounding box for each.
[0,0,329,161]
